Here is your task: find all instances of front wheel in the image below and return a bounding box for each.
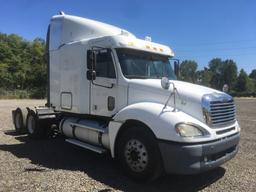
[117,125,163,182]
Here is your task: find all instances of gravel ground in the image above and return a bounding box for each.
[0,99,255,192]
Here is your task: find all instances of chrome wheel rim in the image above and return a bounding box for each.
[124,139,148,172]
[27,115,35,134]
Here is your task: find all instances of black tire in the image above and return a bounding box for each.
[13,108,27,134]
[26,109,47,139]
[117,124,163,182]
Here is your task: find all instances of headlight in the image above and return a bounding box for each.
[175,123,209,137]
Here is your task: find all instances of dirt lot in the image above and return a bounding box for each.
[0,99,255,192]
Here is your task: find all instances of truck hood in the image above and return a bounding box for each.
[127,79,223,123]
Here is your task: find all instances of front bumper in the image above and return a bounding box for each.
[158,133,240,174]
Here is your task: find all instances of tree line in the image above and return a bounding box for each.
[179,59,256,97]
[0,33,46,98]
[0,32,255,98]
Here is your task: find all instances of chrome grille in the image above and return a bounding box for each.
[210,100,235,126]
[202,93,236,128]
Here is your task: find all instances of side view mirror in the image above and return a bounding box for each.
[174,61,180,78]
[87,70,96,80]
[87,50,96,70]
[87,49,96,81]
[161,77,170,90]
[222,84,229,93]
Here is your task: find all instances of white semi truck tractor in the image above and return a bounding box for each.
[12,12,240,181]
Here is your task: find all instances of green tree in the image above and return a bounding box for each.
[249,69,256,94]
[236,69,249,92]
[0,33,47,98]
[208,58,223,89]
[221,59,237,90]
[26,38,47,97]
[179,60,198,83]
[249,69,256,80]
[196,67,212,87]
[207,58,237,91]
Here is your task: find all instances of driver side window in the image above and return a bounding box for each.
[94,49,116,79]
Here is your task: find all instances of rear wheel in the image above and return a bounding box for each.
[26,109,47,139]
[13,108,27,134]
[117,124,163,182]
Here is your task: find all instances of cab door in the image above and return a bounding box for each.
[87,48,118,117]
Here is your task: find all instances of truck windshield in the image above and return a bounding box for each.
[116,48,176,80]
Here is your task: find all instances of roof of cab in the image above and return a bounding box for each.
[50,13,174,56]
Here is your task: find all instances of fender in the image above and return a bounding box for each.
[108,102,212,157]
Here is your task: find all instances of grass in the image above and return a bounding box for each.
[0,89,46,99]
